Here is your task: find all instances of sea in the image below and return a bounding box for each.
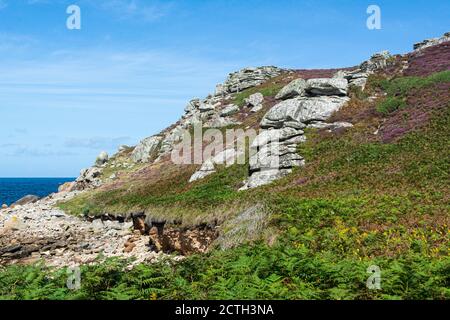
[0,178,75,206]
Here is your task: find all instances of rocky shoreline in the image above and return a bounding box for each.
[0,190,173,268]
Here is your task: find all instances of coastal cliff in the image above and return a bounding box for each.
[0,33,449,300]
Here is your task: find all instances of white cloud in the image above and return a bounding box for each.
[0,145,76,157]
[65,136,132,150]
[0,47,240,110]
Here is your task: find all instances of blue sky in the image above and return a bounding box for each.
[0,0,448,177]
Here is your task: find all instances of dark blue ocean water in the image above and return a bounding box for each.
[0,178,75,206]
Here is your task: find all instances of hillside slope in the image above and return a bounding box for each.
[0,33,449,300]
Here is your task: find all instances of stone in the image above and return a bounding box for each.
[413,32,450,51]
[159,126,186,155]
[241,169,292,190]
[77,167,101,183]
[12,195,40,206]
[118,145,129,153]
[217,66,284,94]
[205,116,241,128]
[305,78,348,96]
[275,78,307,100]
[261,96,349,129]
[251,127,304,148]
[360,51,392,72]
[2,204,8,209]
[3,215,24,230]
[250,104,264,113]
[131,136,162,163]
[249,142,304,172]
[245,93,264,108]
[211,148,243,166]
[189,159,216,183]
[184,99,200,113]
[95,151,109,167]
[220,104,240,117]
[189,148,244,183]
[249,128,305,172]
[198,101,216,112]
[333,69,369,90]
[307,121,353,130]
[75,167,103,190]
[58,182,76,193]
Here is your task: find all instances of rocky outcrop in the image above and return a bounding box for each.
[189,148,243,182]
[131,136,162,163]
[244,92,264,112]
[275,78,307,100]
[220,104,240,117]
[58,181,76,193]
[12,195,40,207]
[333,51,394,89]
[189,159,216,183]
[215,66,284,95]
[241,128,305,190]
[243,75,352,188]
[305,78,348,96]
[261,96,349,129]
[333,69,370,89]
[75,167,103,189]
[414,32,450,51]
[95,151,109,167]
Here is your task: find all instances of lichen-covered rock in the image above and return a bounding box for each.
[12,195,40,207]
[333,69,370,89]
[261,96,349,129]
[239,127,305,189]
[217,66,284,94]
[240,169,292,190]
[220,104,240,117]
[204,116,241,128]
[131,136,162,163]
[305,78,348,96]
[360,51,392,72]
[159,126,186,155]
[58,181,76,193]
[245,92,264,109]
[189,149,243,182]
[95,151,109,167]
[275,78,307,100]
[307,121,353,131]
[189,159,216,183]
[251,127,304,147]
[75,167,103,189]
[413,32,450,51]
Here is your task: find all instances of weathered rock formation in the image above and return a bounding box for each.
[215,66,284,95]
[131,136,162,163]
[95,151,109,167]
[12,195,40,207]
[414,32,450,51]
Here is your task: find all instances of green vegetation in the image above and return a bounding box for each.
[373,70,450,114]
[2,71,449,300]
[1,247,448,300]
[59,162,249,225]
[376,97,407,114]
[234,83,284,106]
